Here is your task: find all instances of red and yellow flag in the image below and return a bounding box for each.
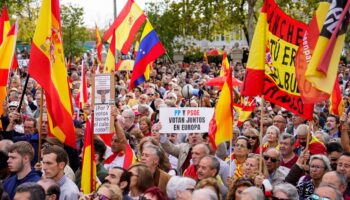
[208,67,233,149]
[103,31,117,73]
[329,77,344,116]
[0,6,10,46]
[297,0,350,103]
[0,22,18,123]
[81,118,97,194]
[233,97,256,127]
[241,0,314,120]
[103,0,146,54]
[95,25,102,66]
[28,0,76,148]
[220,52,229,76]
[78,60,88,109]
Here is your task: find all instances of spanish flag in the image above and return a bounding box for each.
[81,118,97,194]
[103,31,117,73]
[0,22,18,127]
[208,67,233,149]
[304,0,350,96]
[28,0,76,148]
[103,0,146,54]
[329,77,344,116]
[78,60,88,110]
[220,52,229,76]
[233,97,256,127]
[95,25,103,66]
[0,6,10,46]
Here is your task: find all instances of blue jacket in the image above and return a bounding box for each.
[3,169,41,200]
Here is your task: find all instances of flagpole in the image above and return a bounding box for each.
[37,88,44,161]
[304,119,314,165]
[259,96,264,174]
[17,74,30,112]
[165,52,174,64]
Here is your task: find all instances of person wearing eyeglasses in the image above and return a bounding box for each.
[263,148,290,186]
[272,115,287,134]
[127,164,154,199]
[92,183,122,200]
[242,128,260,154]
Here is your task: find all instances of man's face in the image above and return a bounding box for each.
[24,120,35,135]
[197,157,216,180]
[7,152,25,173]
[14,192,31,200]
[104,168,123,185]
[292,115,304,126]
[42,153,64,180]
[279,138,293,156]
[264,150,280,173]
[188,133,202,146]
[326,116,338,131]
[321,172,345,193]
[111,134,126,153]
[313,187,337,200]
[337,155,350,180]
[146,89,155,101]
[328,151,342,170]
[273,115,286,132]
[140,148,158,168]
[122,114,134,130]
[191,145,207,166]
[297,134,308,147]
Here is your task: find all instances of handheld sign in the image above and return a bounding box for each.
[159,107,214,133]
[92,73,115,134]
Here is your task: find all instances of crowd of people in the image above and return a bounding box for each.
[0,47,350,200]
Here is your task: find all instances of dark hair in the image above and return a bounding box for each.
[226,177,254,200]
[8,141,34,161]
[236,136,252,150]
[202,156,220,177]
[328,114,340,124]
[94,138,106,163]
[128,164,154,193]
[42,145,68,166]
[25,117,37,130]
[112,167,131,195]
[47,183,60,199]
[326,142,344,154]
[15,182,45,200]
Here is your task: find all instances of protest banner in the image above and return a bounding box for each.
[159,107,214,133]
[92,73,115,134]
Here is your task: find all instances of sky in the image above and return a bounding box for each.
[60,0,150,29]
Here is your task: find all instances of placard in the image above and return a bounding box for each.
[159,107,214,133]
[92,73,115,134]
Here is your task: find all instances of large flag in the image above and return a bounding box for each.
[103,31,117,73]
[129,20,165,89]
[103,0,146,54]
[296,0,350,103]
[208,68,233,149]
[241,0,314,120]
[81,118,97,194]
[0,23,18,124]
[220,52,229,76]
[0,6,10,46]
[95,25,103,66]
[28,0,76,148]
[233,97,256,127]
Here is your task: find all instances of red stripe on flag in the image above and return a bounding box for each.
[0,69,9,85]
[120,14,146,54]
[241,69,265,96]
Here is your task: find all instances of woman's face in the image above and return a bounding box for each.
[266,129,278,143]
[244,132,258,147]
[128,168,139,189]
[94,186,111,200]
[243,158,259,178]
[235,185,249,200]
[234,139,249,158]
[139,121,149,133]
[309,159,326,180]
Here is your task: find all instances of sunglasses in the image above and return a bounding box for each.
[310,194,330,200]
[245,136,258,140]
[263,155,279,163]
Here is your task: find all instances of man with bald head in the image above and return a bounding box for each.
[321,171,347,196]
[294,124,326,156]
[183,143,210,180]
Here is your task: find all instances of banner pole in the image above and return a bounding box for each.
[259,96,264,174]
[37,88,44,161]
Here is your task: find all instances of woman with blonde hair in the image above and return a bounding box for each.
[196,177,223,200]
[93,183,122,200]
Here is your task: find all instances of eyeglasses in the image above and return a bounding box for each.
[147,93,154,96]
[263,155,279,163]
[245,135,258,140]
[330,157,338,162]
[310,194,330,200]
[272,197,289,200]
[126,95,132,98]
[310,165,325,170]
[92,193,111,200]
[273,120,286,124]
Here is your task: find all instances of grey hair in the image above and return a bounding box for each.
[143,144,162,159]
[192,188,218,200]
[241,186,264,200]
[201,156,220,176]
[273,183,299,200]
[317,183,343,200]
[296,124,309,136]
[194,143,210,156]
[166,176,196,200]
[122,109,135,120]
[310,154,332,171]
[15,182,45,200]
[266,125,280,136]
[314,131,330,144]
[279,133,296,145]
